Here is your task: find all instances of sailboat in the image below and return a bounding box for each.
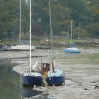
[11,0,35,51]
[45,0,65,86]
[21,0,42,86]
[64,21,81,53]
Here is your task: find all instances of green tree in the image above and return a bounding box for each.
[0,0,99,40]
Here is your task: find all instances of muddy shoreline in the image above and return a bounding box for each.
[0,48,99,99]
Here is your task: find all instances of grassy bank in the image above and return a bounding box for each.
[55,48,99,65]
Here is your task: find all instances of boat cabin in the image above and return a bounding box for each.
[41,63,50,73]
[70,43,76,48]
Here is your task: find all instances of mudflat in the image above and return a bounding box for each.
[1,48,99,99]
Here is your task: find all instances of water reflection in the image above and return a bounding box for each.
[20,86,51,99]
[0,58,51,99]
[21,86,42,98]
[0,58,20,99]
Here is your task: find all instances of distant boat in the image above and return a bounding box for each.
[45,0,65,86]
[64,21,81,53]
[21,0,42,86]
[1,45,11,51]
[64,47,81,53]
[11,0,35,51]
[0,43,11,51]
[11,44,35,51]
[64,43,81,53]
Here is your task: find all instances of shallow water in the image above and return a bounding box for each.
[0,58,20,99]
[0,58,50,99]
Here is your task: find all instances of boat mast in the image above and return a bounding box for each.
[29,0,32,72]
[49,0,54,62]
[70,21,72,44]
[19,0,21,44]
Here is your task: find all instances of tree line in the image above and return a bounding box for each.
[0,0,99,40]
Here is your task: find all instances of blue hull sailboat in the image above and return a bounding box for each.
[64,48,81,53]
[46,69,65,85]
[64,46,81,53]
[21,71,42,86]
[64,43,81,53]
[42,61,65,86]
[45,0,65,86]
[21,0,42,86]
[64,21,81,53]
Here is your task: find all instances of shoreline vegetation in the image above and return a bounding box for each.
[0,36,99,48]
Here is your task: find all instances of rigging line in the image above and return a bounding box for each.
[64,24,71,46]
[70,21,73,43]
[68,22,71,35]
[49,0,54,62]
[12,2,20,43]
[22,8,29,34]
[65,22,71,45]
[19,0,21,44]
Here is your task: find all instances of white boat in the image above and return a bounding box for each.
[11,44,35,51]
[11,0,35,51]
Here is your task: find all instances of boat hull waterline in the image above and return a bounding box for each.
[46,76,65,85]
[46,70,65,85]
[11,45,35,51]
[21,72,42,86]
[64,48,81,53]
